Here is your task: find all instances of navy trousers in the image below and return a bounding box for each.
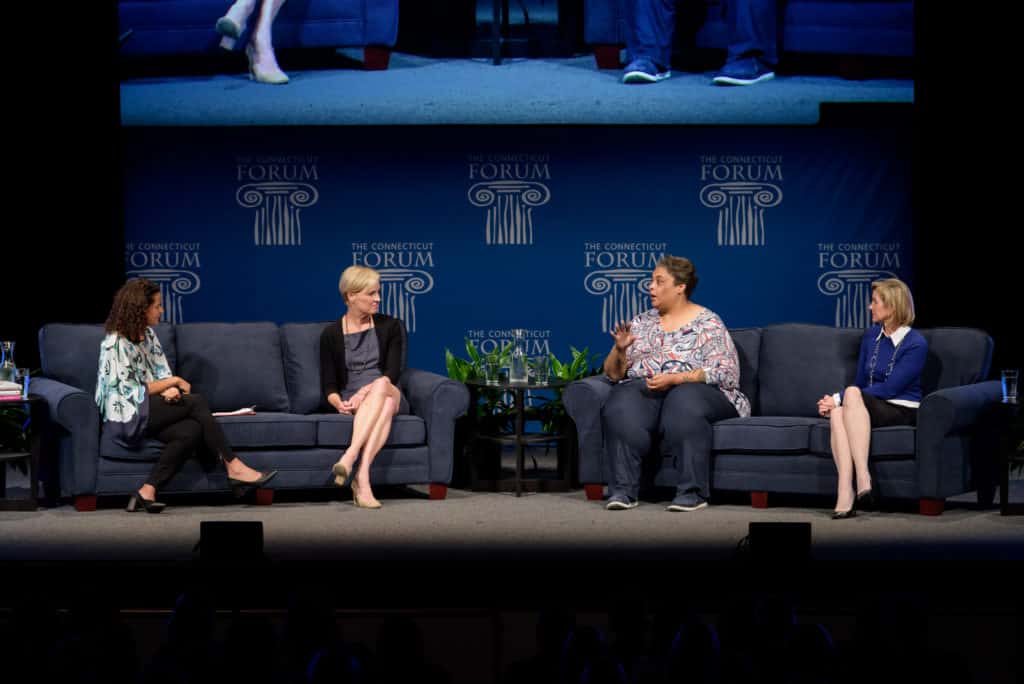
[602,379,738,500]
[628,0,779,69]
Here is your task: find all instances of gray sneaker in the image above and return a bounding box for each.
[666,493,708,512]
[606,493,639,510]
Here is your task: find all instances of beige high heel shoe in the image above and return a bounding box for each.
[351,481,382,509]
[215,0,254,39]
[245,43,289,85]
[331,460,350,487]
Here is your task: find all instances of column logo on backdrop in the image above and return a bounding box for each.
[235,156,319,246]
[817,241,902,327]
[583,242,668,332]
[699,155,783,246]
[467,153,552,245]
[465,328,552,357]
[352,241,435,333]
[126,241,201,324]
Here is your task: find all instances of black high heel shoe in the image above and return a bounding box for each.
[228,469,278,496]
[855,489,875,511]
[126,493,166,514]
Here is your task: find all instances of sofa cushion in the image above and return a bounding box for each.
[316,414,426,447]
[809,423,915,460]
[728,328,761,416]
[175,322,290,412]
[39,323,176,395]
[758,324,861,417]
[219,413,319,448]
[281,322,333,415]
[100,425,164,461]
[919,328,993,394]
[712,416,820,453]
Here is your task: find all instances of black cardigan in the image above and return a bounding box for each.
[320,313,404,403]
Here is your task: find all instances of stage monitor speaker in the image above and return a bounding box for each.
[747,522,812,561]
[196,520,264,562]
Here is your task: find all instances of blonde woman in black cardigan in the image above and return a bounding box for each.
[320,266,409,509]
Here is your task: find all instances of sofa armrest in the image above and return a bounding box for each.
[400,368,470,485]
[916,380,1002,498]
[564,375,614,483]
[30,377,100,497]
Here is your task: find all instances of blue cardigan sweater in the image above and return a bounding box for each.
[849,324,928,406]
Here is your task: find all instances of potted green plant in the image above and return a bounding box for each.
[445,340,513,484]
[445,340,602,487]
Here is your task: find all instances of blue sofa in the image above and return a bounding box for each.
[564,324,1001,516]
[34,321,469,511]
[584,0,914,69]
[118,0,399,69]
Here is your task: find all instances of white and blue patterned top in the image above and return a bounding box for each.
[624,307,751,417]
[94,327,172,446]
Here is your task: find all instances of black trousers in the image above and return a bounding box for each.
[602,380,739,500]
[143,393,235,489]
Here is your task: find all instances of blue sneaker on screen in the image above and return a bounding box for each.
[622,57,671,84]
[712,57,775,86]
[606,493,639,510]
[666,492,708,512]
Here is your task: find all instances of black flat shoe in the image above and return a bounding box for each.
[126,493,166,514]
[831,508,857,520]
[228,469,279,496]
[855,489,875,511]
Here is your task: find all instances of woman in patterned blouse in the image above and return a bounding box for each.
[602,256,749,512]
[95,278,276,513]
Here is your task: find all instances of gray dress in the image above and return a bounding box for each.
[342,329,409,414]
[341,329,383,400]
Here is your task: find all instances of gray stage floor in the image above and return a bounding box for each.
[2,470,1021,564]
[119,52,914,126]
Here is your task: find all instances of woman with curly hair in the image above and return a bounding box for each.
[96,278,276,513]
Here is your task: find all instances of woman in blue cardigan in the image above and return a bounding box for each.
[817,278,928,519]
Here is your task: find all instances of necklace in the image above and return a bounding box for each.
[867,329,898,386]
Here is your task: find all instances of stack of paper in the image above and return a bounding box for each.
[212,405,257,417]
[0,380,23,401]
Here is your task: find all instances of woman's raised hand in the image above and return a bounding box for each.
[610,320,636,353]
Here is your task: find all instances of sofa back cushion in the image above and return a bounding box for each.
[758,323,861,417]
[918,328,993,393]
[727,328,761,416]
[174,322,290,412]
[39,323,176,395]
[281,322,333,415]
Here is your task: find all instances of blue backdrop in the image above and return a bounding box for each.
[122,125,912,374]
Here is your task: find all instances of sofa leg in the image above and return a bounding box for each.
[74,495,97,512]
[584,484,604,501]
[838,55,868,80]
[429,484,448,500]
[254,488,274,506]
[751,491,769,508]
[593,45,621,70]
[919,498,944,516]
[364,46,391,71]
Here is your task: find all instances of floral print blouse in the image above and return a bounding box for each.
[624,307,751,417]
[95,327,172,446]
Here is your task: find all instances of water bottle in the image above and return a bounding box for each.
[509,329,527,383]
[0,341,15,382]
